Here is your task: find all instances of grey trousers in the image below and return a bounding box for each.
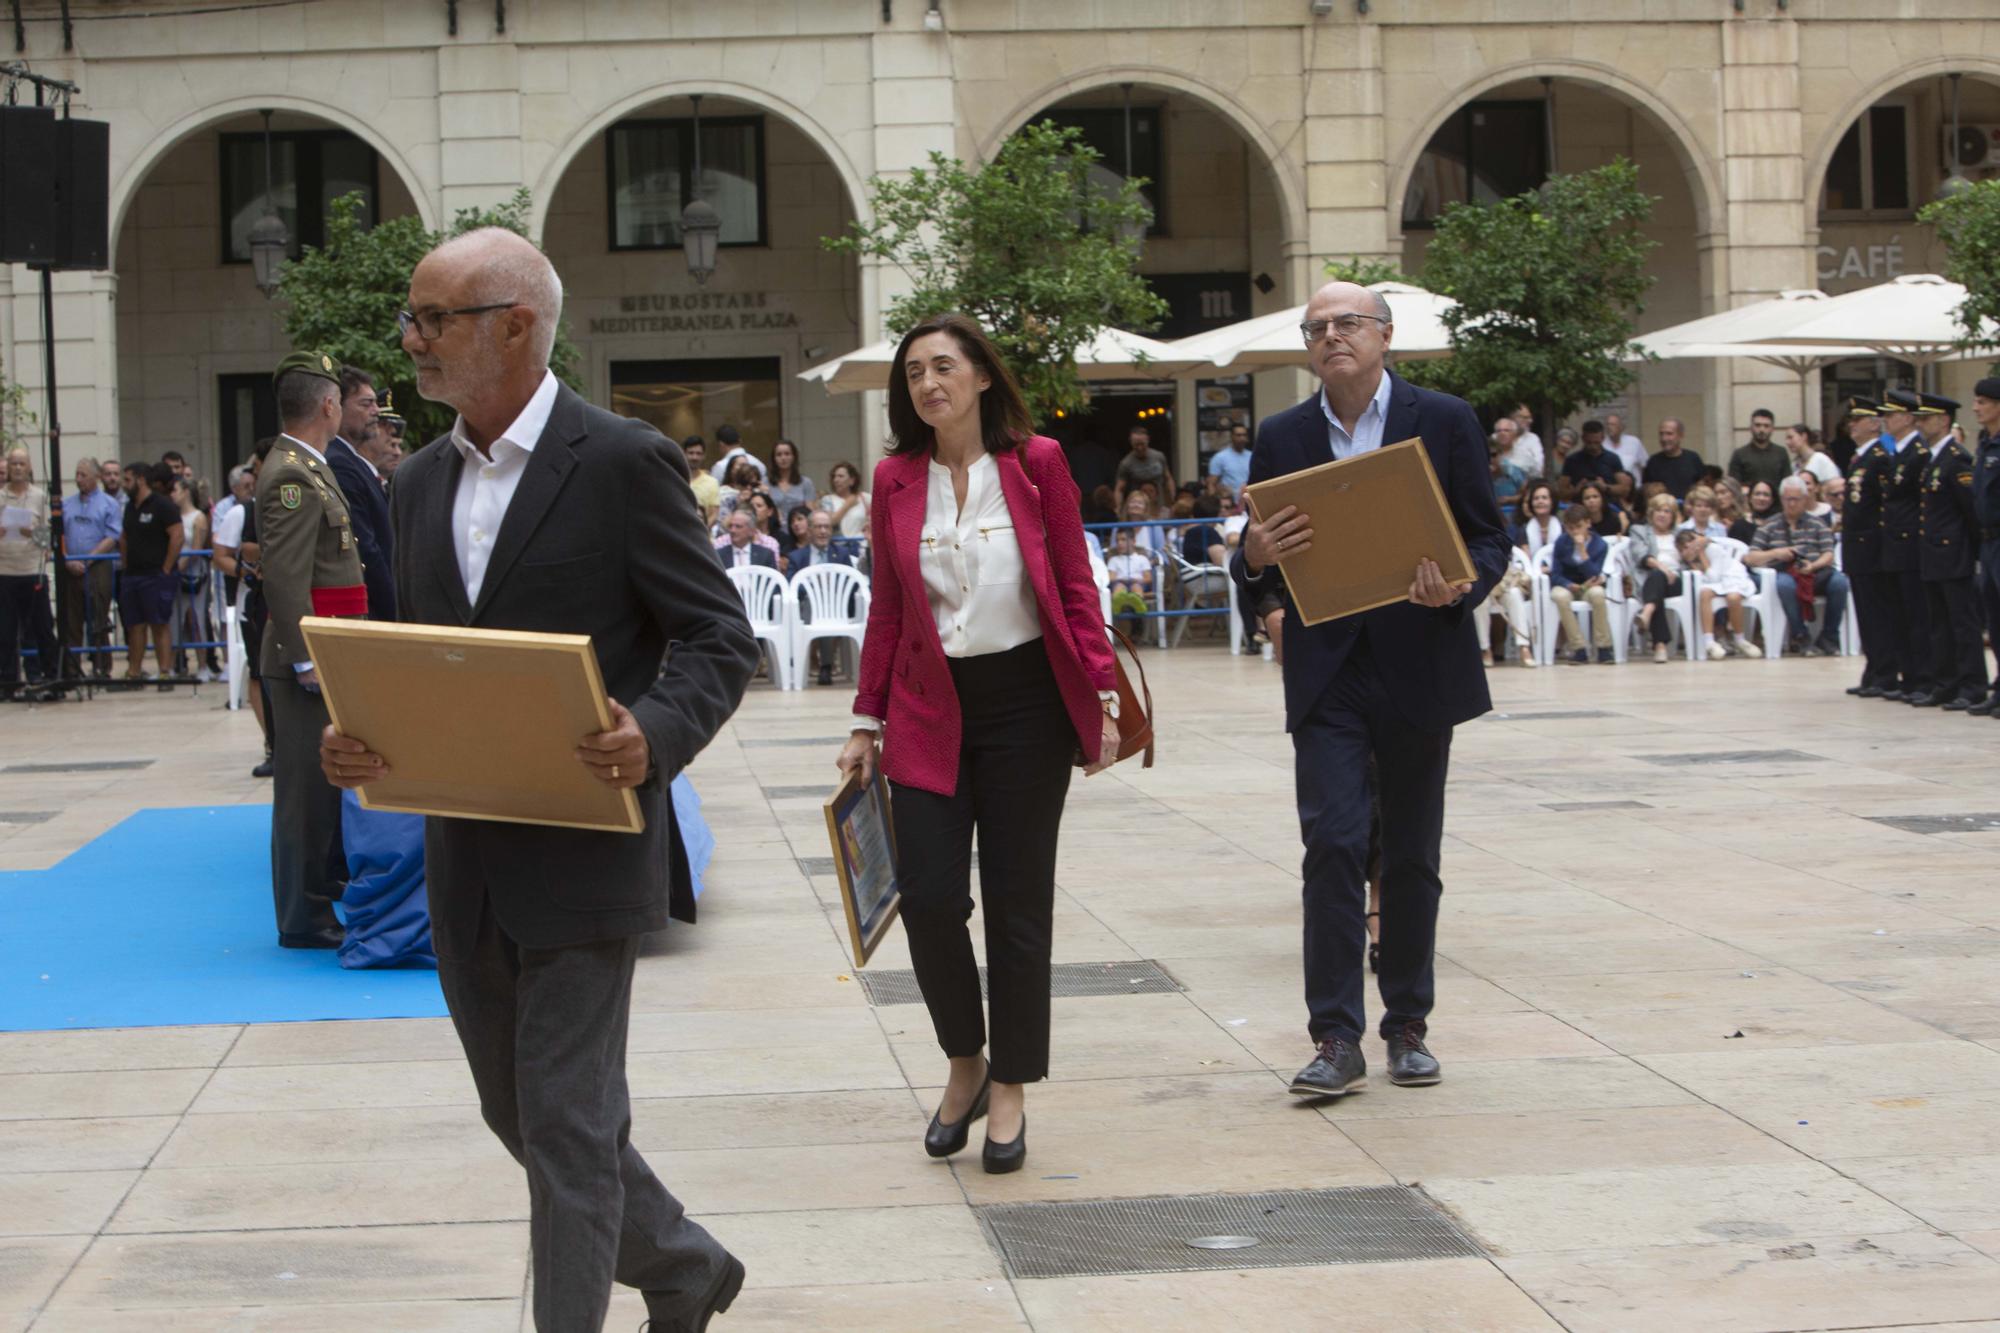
[265,675,342,937]
[437,898,731,1332]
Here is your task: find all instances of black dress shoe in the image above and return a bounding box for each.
[1856,685,1885,698]
[1944,697,1973,712]
[1969,699,1996,717]
[923,1076,990,1158]
[1878,690,1906,703]
[1385,1022,1443,1086]
[1288,1037,1366,1097]
[1910,691,1942,707]
[1846,684,1866,695]
[278,925,345,949]
[982,1116,1026,1174]
[251,756,274,778]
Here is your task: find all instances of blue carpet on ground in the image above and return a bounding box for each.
[0,806,446,1031]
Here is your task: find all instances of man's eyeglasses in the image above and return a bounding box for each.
[1300,314,1390,345]
[396,303,517,340]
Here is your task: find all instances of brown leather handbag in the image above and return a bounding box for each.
[1106,627,1154,768]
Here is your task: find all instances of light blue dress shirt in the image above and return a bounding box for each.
[61,488,123,556]
[1207,445,1252,497]
[1318,372,1393,461]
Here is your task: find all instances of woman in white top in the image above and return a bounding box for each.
[1513,479,1561,560]
[0,446,58,694]
[818,460,871,539]
[836,313,1119,1178]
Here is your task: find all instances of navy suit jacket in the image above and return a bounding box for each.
[714,541,778,571]
[327,436,396,621]
[1230,372,1511,733]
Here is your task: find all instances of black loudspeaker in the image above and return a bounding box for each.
[0,105,59,265]
[52,117,110,271]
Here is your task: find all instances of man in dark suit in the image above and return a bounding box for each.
[321,228,759,1332]
[1231,280,1509,1099]
[328,367,396,622]
[714,509,779,571]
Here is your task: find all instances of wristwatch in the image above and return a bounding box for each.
[1100,690,1120,721]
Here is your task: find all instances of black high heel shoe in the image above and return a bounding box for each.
[1366,910,1381,975]
[924,1076,990,1158]
[982,1115,1026,1174]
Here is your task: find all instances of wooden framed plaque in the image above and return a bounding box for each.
[299,617,643,835]
[823,769,901,968]
[1242,437,1476,626]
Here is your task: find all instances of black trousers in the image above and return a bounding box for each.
[890,639,1077,1084]
[1846,566,1886,687]
[1294,639,1449,1045]
[1883,567,1934,694]
[438,897,731,1332]
[1925,576,1990,701]
[0,573,57,685]
[60,562,115,677]
[1638,570,1685,645]
[265,675,343,937]
[1981,542,2000,675]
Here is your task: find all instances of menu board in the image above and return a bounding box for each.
[1196,374,1255,475]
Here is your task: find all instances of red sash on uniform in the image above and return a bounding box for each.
[311,585,369,617]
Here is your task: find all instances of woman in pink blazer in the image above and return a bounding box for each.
[836,313,1119,1174]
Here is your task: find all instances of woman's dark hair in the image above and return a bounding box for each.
[884,312,1034,456]
[1518,478,1556,521]
[1192,493,1221,520]
[770,439,802,486]
[787,504,812,532]
[727,459,759,488]
[147,461,176,491]
[1748,479,1776,513]
[749,490,777,533]
[828,461,860,492]
[1577,480,1607,510]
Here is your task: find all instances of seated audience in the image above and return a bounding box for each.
[1605,411,1649,479]
[1476,548,1535,669]
[1105,528,1152,632]
[1514,479,1562,561]
[819,461,871,540]
[1737,478,1777,543]
[1576,479,1628,537]
[1627,492,1687,662]
[1490,438,1527,515]
[778,504,814,572]
[1786,423,1840,486]
[1678,485,1730,542]
[1642,417,1705,499]
[1680,529,1756,658]
[1549,505,1615,664]
[1745,475,1845,657]
[1122,489,1164,555]
[1817,474,1844,530]
[1180,495,1226,567]
[713,509,779,566]
[1559,419,1625,499]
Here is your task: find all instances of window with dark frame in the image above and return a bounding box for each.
[218,130,379,264]
[1821,103,1912,218]
[217,373,278,470]
[1401,100,1549,229]
[606,117,767,251]
[1035,107,1166,236]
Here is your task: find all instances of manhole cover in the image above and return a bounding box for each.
[978,1185,1482,1279]
[855,959,1182,1006]
[1638,749,1824,766]
[4,759,155,773]
[1866,813,2000,835]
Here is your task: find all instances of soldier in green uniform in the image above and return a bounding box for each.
[259,350,369,949]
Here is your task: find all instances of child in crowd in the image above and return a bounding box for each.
[1678,529,1757,658]
[1105,528,1152,632]
[1549,505,1615,664]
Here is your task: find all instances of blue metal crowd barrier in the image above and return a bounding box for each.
[8,550,234,695]
[1083,517,1237,648]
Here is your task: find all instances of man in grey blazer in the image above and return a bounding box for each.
[322,228,759,1331]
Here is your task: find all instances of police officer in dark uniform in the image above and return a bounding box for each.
[1914,392,1988,709]
[259,350,370,948]
[1878,389,1935,703]
[1839,399,1894,697]
[1972,377,2000,718]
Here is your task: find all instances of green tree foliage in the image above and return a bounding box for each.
[1918,179,2000,363]
[1323,255,1408,287]
[1401,159,1658,427]
[274,189,581,443]
[0,377,35,456]
[825,120,1169,422]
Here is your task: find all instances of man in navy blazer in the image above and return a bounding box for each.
[327,368,397,622]
[1231,280,1509,1100]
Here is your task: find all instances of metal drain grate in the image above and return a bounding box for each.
[3,759,155,774]
[1542,799,1652,811]
[1638,749,1824,766]
[978,1185,1482,1279]
[0,811,55,824]
[1867,813,2000,835]
[857,959,1183,1006]
[1485,709,1623,721]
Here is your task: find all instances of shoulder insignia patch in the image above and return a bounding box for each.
[280,483,302,510]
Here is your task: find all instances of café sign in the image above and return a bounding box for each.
[588,290,800,335]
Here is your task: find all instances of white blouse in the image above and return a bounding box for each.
[921,453,1041,658]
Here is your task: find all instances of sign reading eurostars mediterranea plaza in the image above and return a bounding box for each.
[587,291,801,335]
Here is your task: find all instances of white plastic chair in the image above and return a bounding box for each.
[1713,537,1784,658]
[1167,550,1230,647]
[1599,536,1633,663]
[789,564,869,690]
[1531,546,1602,664]
[725,564,795,689]
[1089,549,1112,627]
[224,582,249,710]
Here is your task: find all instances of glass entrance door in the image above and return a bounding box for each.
[609,358,783,462]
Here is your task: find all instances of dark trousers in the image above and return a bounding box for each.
[1981,542,2000,675]
[0,573,58,685]
[265,675,343,937]
[60,562,115,677]
[437,898,730,1332]
[1293,639,1449,1045]
[1924,576,1990,701]
[1885,567,1934,694]
[889,639,1076,1084]
[1638,570,1684,645]
[1847,566,1885,686]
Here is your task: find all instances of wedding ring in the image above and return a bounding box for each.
[611,764,620,779]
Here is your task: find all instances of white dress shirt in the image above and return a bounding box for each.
[450,369,559,604]
[1508,430,1545,477]
[1612,433,1648,479]
[1319,371,1394,461]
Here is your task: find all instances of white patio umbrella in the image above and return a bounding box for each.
[1162,280,1460,373]
[1750,273,1997,369]
[1630,289,1839,378]
[798,326,1199,395]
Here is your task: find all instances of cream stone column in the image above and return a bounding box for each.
[1304,20,1389,279]
[3,268,117,477]
[1719,19,1815,446]
[437,41,527,219]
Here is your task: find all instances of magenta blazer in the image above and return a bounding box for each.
[853,435,1117,797]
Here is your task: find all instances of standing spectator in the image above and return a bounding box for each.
[1787,423,1840,487]
[1206,423,1253,499]
[1494,415,1539,478]
[1604,411,1648,479]
[820,460,871,540]
[117,461,183,682]
[1548,505,1614,664]
[1642,417,1704,499]
[1548,427,1579,484]
[171,475,217,680]
[681,437,721,524]
[714,458,761,525]
[58,454,121,680]
[1513,479,1562,560]
[1576,479,1628,537]
[0,447,57,697]
[1511,403,1545,474]
[213,464,246,534]
[1682,529,1757,657]
[1728,408,1790,490]
[1745,476,1846,656]
[1489,437,1526,516]
[1628,492,1688,662]
[1112,423,1175,511]
[99,458,125,506]
[766,438,817,514]
[706,423,765,484]
[161,450,189,480]
[1558,420,1624,499]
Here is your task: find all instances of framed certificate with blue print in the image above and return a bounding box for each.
[824,769,901,967]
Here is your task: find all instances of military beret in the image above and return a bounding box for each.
[1917,391,1958,416]
[273,349,342,386]
[1881,388,1922,413]
[1975,377,2000,401]
[1842,397,1878,418]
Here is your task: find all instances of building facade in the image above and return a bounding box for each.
[2,0,1996,492]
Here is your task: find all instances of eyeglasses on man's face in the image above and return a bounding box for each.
[1300,313,1390,345]
[395,303,517,340]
